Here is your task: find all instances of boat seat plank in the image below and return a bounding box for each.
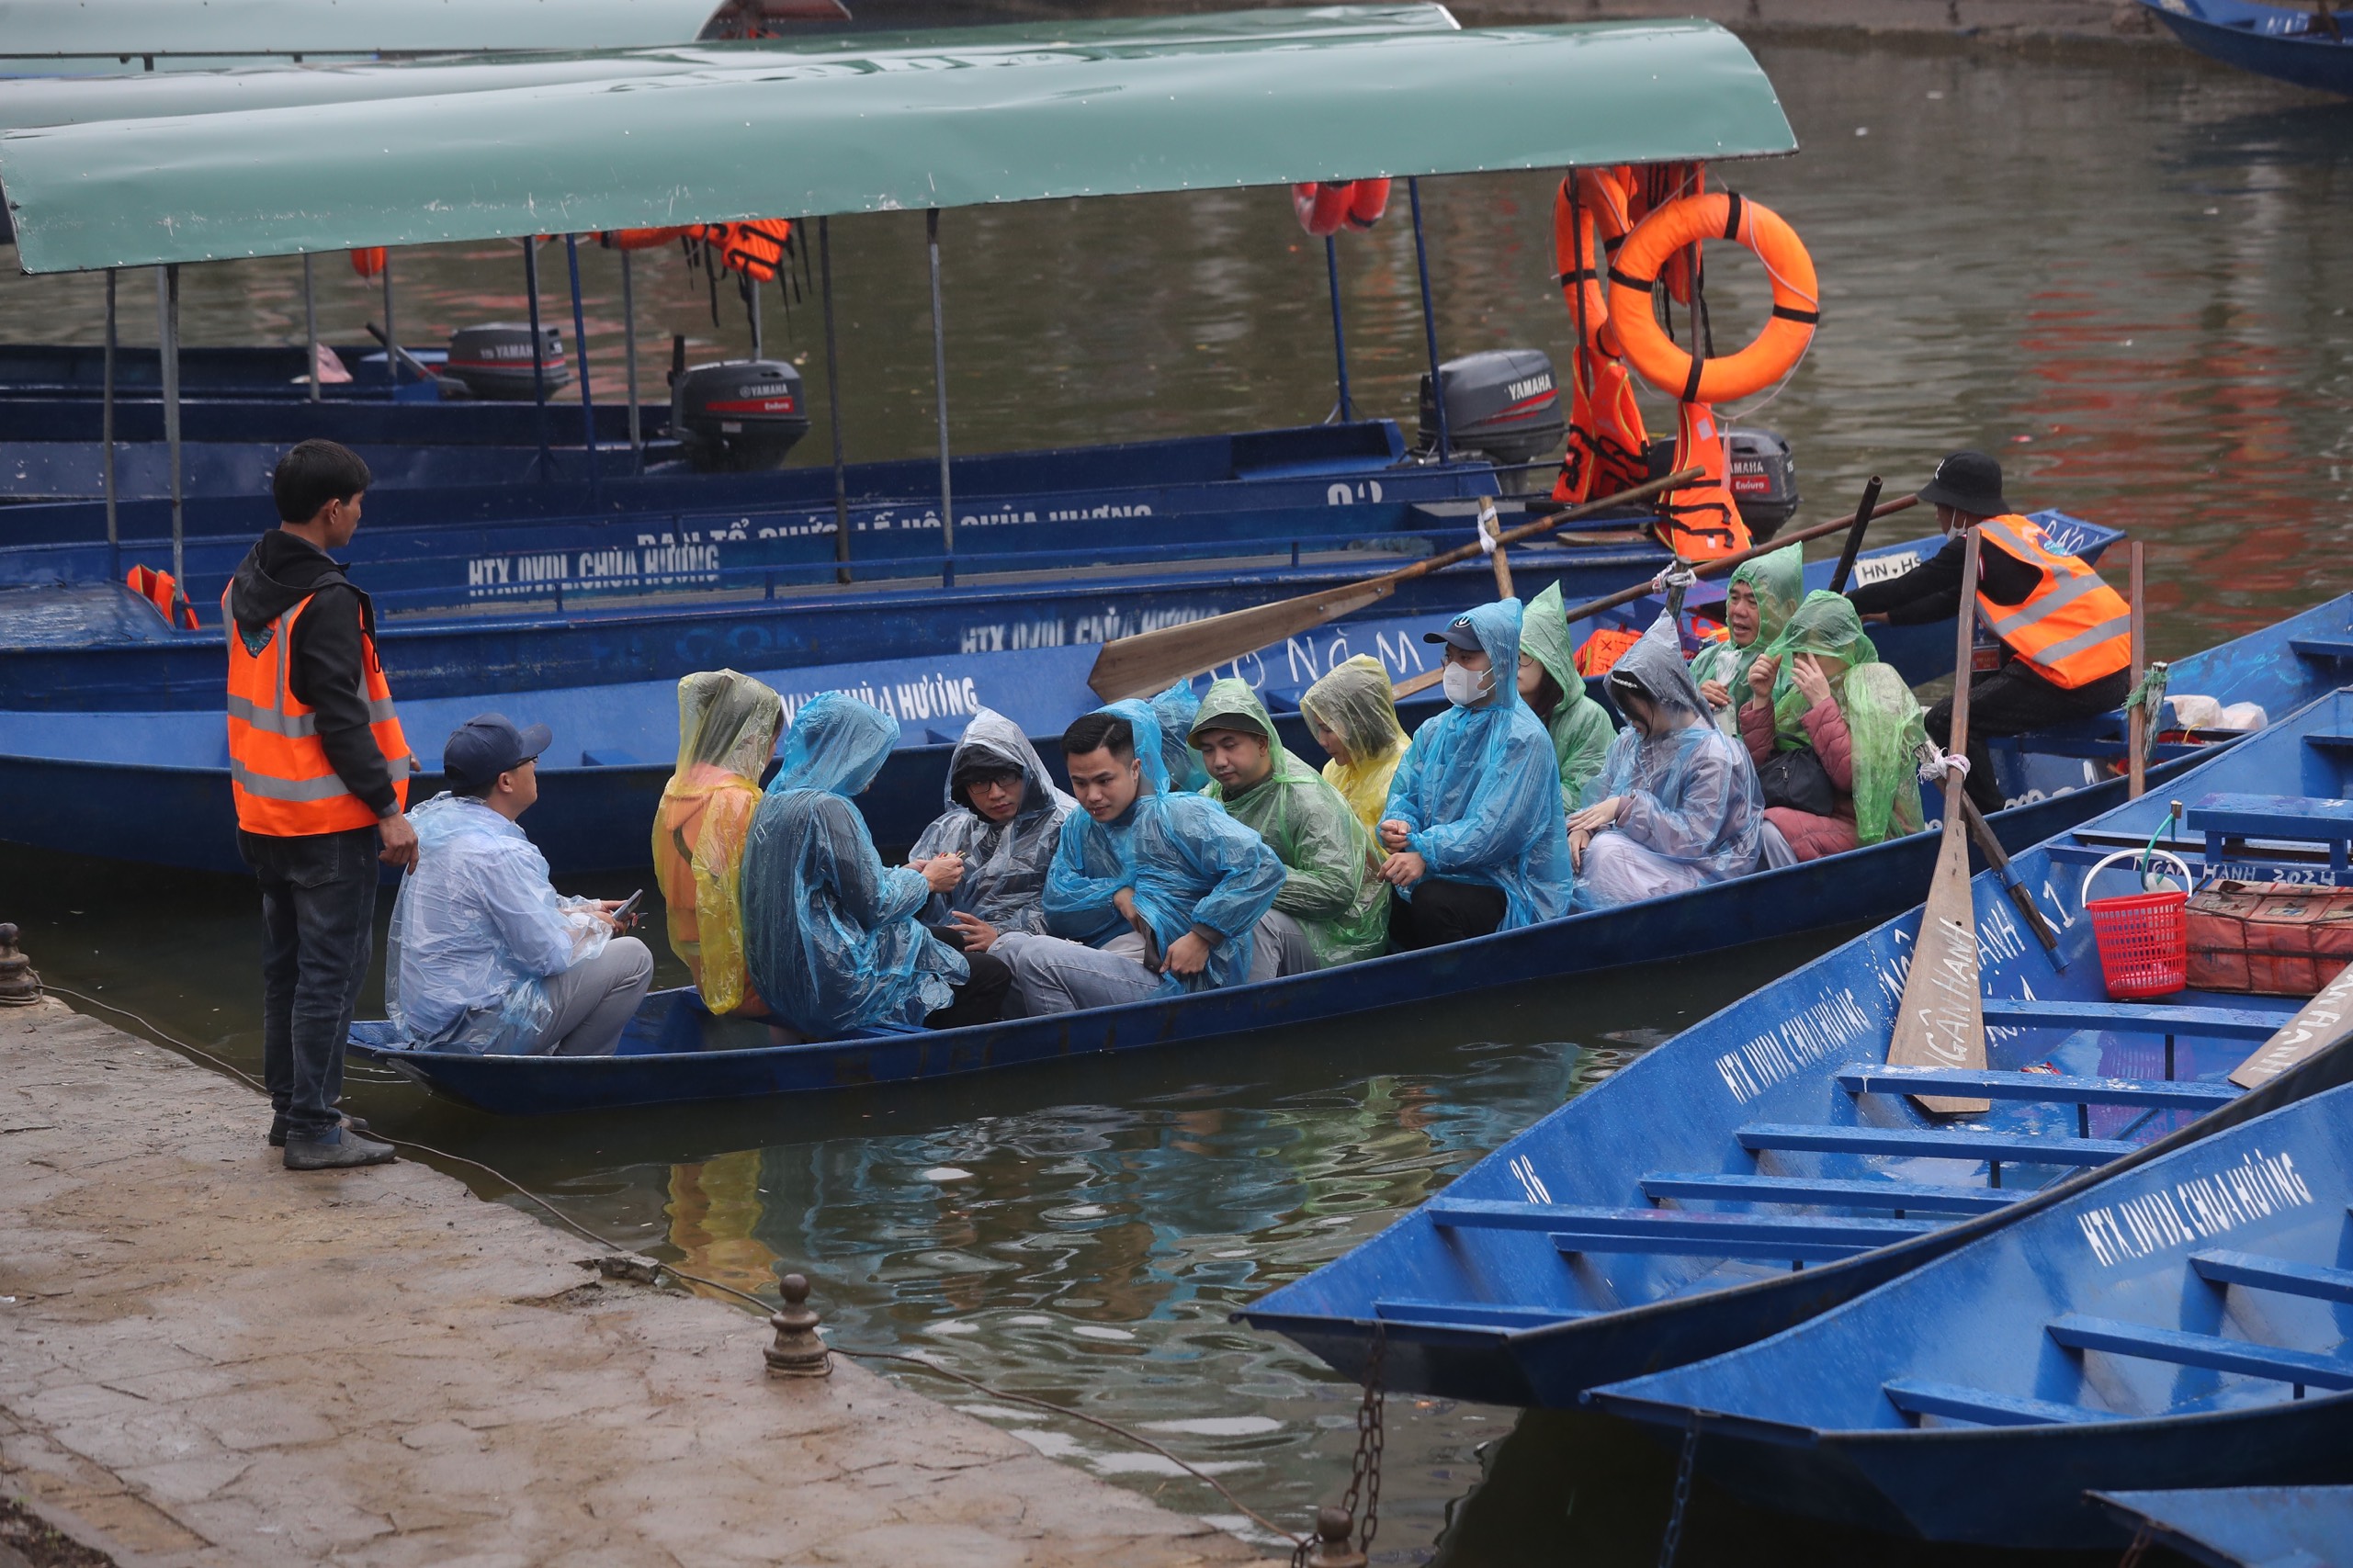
[2189,1250,2353,1305]
[2289,637,2353,661]
[2046,1314,2353,1391]
[2302,734,2353,752]
[1638,1172,2019,1215]
[1371,1299,1588,1330]
[1736,1123,2136,1167]
[1882,1377,2121,1427]
[1837,1062,2241,1108]
[1431,1200,1935,1247]
[1977,999,2289,1043]
[1548,1230,1904,1263]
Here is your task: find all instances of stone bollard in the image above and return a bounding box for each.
[1306,1506,1364,1568]
[764,1272,831,1380]
[0,924,40,1007]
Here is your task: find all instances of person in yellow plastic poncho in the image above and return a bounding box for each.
[1299,655,1411,842]
[1517,581,1620,812]
[651,670,784,1016]
[1689,545,1804,738]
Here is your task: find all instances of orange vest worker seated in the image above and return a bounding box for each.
[1846,449,2132,815]
[224,438,419,1170]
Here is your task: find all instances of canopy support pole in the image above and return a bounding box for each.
[102,269,118,558]
[820,216,852,585]
[1324,235,1352,423]
[1408,176,1449,463]
[750,274,764,360]
[156,264,184,592]
[564,236,601,509]
[381,254,398,389]
[525,240,552,481]
[621,249,643,472]
[926,208,954,589]
[302,254,319,401]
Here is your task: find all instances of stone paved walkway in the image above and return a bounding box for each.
[0,999,1270,1568]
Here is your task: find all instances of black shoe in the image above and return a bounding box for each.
[282,1130,396,1170]
[268,1112,371,1149]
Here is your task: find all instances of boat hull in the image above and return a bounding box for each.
[2143,0,2353,96]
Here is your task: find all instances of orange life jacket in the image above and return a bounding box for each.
[1575,626,1646,678]
[1974,515,2132,689]
[348,246,387,279]
[602,227,688,252]
[224,586,414,836]
[1292,179,1392,237]
[126,565,199,630]
[1655,401,1751,561]
[694,219,793,282]
[1549,172,1650,504]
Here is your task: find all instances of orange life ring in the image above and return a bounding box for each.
[601,227,686,252]
[347,247,387,279]
[1292,182,1354,238]
[1342,177,1391,230]
[1607,191,1817,406]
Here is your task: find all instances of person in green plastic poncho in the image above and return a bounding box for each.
[1188,680,1388,968]
[1517,581,1621,812]
[1737,590,1929,861]
[1690,545,1804,738]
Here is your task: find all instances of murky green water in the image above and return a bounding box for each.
[6,32,2350,1563]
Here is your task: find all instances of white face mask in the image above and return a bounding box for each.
[1442,661,1493,707]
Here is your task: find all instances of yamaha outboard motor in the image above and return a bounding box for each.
[445,323,569,400]
[1725,427,1800,541]
[671,359,811,472]
[1417,349,1565,491]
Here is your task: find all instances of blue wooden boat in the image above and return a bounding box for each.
[2093,1486,2353,1566]
[0,525,2177,875]
[333,597,2343,1114]
[1584,1069,2353,1548]
[2140,0,2353,97]
[1237,674,2353,1409]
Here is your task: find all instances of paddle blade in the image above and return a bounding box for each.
[1887,813,1990,1114]
[2230,962,2353,1089]
[1085,580,1394,702]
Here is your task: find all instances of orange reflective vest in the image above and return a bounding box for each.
[1974,515,2132,689]
[224,587,415,836]
[126,564,199,629]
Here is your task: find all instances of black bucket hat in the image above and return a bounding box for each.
[1917,450,2010,517]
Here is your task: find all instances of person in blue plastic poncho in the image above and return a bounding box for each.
[388,715,654,1056]
[1569,615,1771,910]
[991,700,1290,1015]
[741,694,1014,1040]
[1148,680,1213,794]
[1377,599,1574,949]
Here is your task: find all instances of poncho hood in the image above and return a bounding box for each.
[943,707,1069,820]
[767,692,897,799]
[1520,581,1582,699]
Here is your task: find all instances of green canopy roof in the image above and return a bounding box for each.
[0,13,1795,276]
[0,0,758,70]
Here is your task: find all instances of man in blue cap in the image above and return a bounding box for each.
[386,715,654,1057]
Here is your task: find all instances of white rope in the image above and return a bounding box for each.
[1918,750,1973,784]
[1475,497,1501,557]
[1650,566,1699,595]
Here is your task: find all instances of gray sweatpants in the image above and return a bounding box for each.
[996,913,1312,1017]
[531,936,655,1056]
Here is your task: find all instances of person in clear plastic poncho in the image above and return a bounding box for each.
[1148,680,1214,795]
[1737,590,1929,861]
[1517,581,1621,813]
[651,671,783,1017]
[741,694,1011,1039]
[993,699,1288,1013]
[1189,679,1388,968]
[907,708,1076,950]
[1570,615,1769,909]
[1689,545,1804,737]
[1377,599,1574,948]
[1300,655,1411,843]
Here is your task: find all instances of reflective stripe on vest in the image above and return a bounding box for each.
[1974,516,2132,690]
[223,586,414,835]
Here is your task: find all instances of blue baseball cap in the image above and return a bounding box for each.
[443,713,551,790]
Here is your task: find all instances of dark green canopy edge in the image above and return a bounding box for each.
[0,14,1795,275]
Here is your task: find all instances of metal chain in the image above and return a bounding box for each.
[1656,1411,1700,1568]
[1339,1324,1386,1557]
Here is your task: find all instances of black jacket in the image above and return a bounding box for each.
[227,530,399,818]
[1846,531,2040,626]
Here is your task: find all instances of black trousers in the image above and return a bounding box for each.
[1926,661,2131,815]
[924,950,1015,1030]
[1388,879,1509,952]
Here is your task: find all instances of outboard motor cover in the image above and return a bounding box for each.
[671,359,811,472]
[446,323,569,400]
[1725,426,1799,540]
[1417,349,1565,481]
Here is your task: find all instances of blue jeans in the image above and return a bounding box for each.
[240,827,379,1145]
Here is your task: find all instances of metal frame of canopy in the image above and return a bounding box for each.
[1,10,1796,601]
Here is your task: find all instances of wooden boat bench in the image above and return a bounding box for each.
[1977,998,2289,1043]
[2190,1249,2353,1304]
[2047,1314,2353,1393]
[1881,1378,2121,1427]
[1427,1198,1936,1263]
[2187,792,2353,883]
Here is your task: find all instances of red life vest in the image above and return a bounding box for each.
[127,565,200,630]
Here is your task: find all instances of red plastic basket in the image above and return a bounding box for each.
[2080,851,2192,1000]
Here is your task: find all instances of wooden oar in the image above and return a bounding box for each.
[1390,492,1922,700]
[1083,469,1702,702]
[1478,496,1515,601]
[1917,740,2063,958]
[2127,540,2149,800]
[1827,476,1884,594]
[1886,528,1990,1115]
[2230,960,2353,1089]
